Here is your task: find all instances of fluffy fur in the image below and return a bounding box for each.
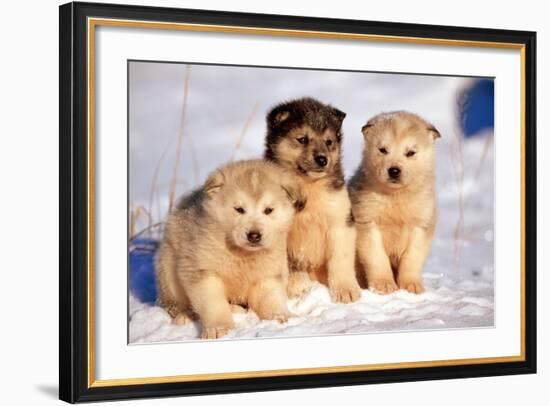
[349,111,440,294]
[265,97,361,303]
[155,160,303,339]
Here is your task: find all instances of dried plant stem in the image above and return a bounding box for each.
[147,138,173,232]
[458,223,493,240]
[158,179,189,190]
[474,133,494,180]
[155,185,161,231]
[130,208,137,239]
[130,222,164,242]
[168,65,191,213]
[452,149,465,269]
[186,132,200,185]
[230,102,259,161]
[451,90,467,270]
[451,87,495,271]
[452,134,465,244]
[129,205,152,239]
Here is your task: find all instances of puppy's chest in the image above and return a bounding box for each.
[361,193,430,228]
[219,252,276,301]
[376,201,414,227]
[291,202,331,237]
[364,194,433,256]
[287,183,336,266]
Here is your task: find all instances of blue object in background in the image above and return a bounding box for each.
[461,79,494,137]
[129,238,159,303]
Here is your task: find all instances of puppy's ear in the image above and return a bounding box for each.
[203,170,225,197]
[361,122,374,138]
[330,107,346,126]
[281,182,306,212]
[268,108,291,129]
[427,124,441,140]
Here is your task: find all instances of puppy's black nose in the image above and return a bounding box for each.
[247,231,262,243]
[314,155,328,167]
[388,166,401,179]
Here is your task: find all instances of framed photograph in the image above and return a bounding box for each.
[59,1,536,403]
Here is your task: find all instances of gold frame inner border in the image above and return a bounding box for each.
[86,17,526,388]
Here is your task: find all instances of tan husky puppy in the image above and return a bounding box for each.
[349,111,440,294]
[265,97,361,303]
[156,160,303,339]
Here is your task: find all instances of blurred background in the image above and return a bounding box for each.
[128,61,494,307]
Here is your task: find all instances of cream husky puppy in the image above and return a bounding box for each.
[265,97,361,303]
[155,160,303,339]
[349,111,440,294]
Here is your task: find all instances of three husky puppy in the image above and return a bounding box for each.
[156,98,439,339]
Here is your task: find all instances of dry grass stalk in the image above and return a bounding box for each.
[155,185,162,233]
[474,133,494,180]
[129,205,152,239]
[450,90,467,270]
[186,129,200,185]
[168,65,191,213]
[450,85,495,270]
[230,102,259,161]
[147,138,173,232]
[130,222,164,242]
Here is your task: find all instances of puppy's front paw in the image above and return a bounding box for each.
[287,274,312,299]
[230,304,248,314]
[272,312,292,324]
[257,306,293,323]
[368,279,398,295]
[398,278,425,294]
[201,325,233,339]
[330,281,361,303]
[172,313,192,326]
[201,319,235,339]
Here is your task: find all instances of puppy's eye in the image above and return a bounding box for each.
[325,139,333,147]
[264,207,274,215]
[405,150,416,158]
[379,147,388,154]
[297,136,309,145]
[234,207,245,214]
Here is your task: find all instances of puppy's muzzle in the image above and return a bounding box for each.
[314,154,328,168]
[388,166,401,180]
[246,230,262,244]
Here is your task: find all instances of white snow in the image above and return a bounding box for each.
[128,63,494,343]
[129,271,493,343]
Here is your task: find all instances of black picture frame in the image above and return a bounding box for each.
[59,1,537,403]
